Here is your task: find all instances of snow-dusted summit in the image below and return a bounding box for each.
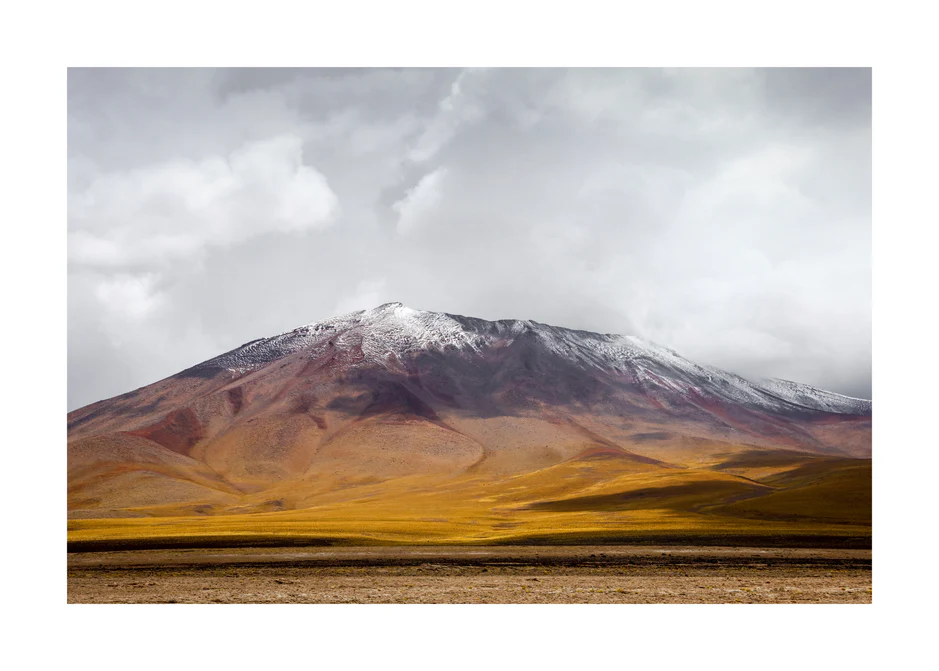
[191,302,871,417]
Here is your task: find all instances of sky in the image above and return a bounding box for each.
[67,68,871,410]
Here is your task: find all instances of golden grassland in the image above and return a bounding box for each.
[68,454,871,549]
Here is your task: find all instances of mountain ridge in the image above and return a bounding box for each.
[67,302,871,530]
[175,302,870,416]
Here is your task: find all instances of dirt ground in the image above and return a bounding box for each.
[67,546,872,604]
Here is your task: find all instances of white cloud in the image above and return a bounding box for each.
[333,278,389,315]
[70,134,341,367]
[407,70,486,164]
[392,168,447,235]
[68,135,339,270]
[685,144,815,214]
[94,274,164,320]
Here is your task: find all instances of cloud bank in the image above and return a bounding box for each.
[68,68,871,410]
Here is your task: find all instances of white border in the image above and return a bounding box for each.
[5,0,931,668]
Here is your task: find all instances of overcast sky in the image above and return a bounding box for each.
[67,68,871,410]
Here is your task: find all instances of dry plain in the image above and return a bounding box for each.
[68,545,871,604]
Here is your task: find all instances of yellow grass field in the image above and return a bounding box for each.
[68,454,871,549]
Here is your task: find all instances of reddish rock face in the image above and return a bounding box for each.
[126,407,205,456]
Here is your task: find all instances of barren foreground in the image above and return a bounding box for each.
[68,546,871,604]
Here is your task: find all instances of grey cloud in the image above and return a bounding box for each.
[68,68,871,410]
[761,67,872,127]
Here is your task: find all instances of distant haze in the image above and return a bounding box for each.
[67,68,871,410]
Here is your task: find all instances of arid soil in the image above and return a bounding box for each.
[68,546,871,604]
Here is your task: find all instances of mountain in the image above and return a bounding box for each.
[67,303,871,546]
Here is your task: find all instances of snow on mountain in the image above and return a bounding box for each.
[191,302,870,416]
[752,377,872,415]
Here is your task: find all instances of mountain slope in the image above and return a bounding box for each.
[67,303,871,540]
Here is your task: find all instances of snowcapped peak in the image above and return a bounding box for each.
[372,301,405,311]
[215,304,700,377]
[188,304,870,417]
